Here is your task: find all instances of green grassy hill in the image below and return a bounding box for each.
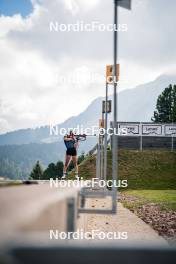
[79,150,176,190]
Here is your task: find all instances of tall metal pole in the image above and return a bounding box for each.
[104,82,108,182]
[112,0,118,213]
[96,143,101,179]
[101,112,105,180]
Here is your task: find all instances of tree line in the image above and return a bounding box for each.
[30,152,85,180]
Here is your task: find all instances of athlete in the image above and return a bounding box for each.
[62,130,79,179]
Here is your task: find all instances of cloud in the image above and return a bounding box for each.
[119,0,176,68]
[0,0,176,133]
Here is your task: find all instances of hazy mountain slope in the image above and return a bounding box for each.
[0,73,175,146]
[0,142,64,179]
[0,137,97,179]
[117,74,176,121]
[0,97,102,146]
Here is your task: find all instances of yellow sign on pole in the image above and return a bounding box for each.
[106,64,120,83]
[99,119,105,129]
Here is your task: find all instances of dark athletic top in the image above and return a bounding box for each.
[64,136,76,149]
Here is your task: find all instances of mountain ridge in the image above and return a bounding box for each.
[0,73,176,146]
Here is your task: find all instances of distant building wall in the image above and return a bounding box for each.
[117,136,176,150]
[110,122,176,150]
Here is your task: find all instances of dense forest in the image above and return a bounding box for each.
[0,139,94,179]
[0,142,65,179]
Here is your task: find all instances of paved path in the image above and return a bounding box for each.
[78,197,168,246]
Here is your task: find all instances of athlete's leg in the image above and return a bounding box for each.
[72,155,78,177]
[63,154,71,178]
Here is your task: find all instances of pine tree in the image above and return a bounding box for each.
[30,160,43,180]
[43,162,57,179]
[42,161,64,179]
[55,161,64,178]
[152,84,176,122]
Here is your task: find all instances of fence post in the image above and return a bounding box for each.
[67,197,75,235]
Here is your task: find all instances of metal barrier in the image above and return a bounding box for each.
[3,244,176,264]
[0,183,80,241]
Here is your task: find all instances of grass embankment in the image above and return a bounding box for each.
[79,150,176,190]
[70,155,96,179]
[79,149,176,207]
[0,180,23,187]
[122,190,176,211]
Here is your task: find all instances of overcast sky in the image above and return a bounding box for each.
[0,0,176,133]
